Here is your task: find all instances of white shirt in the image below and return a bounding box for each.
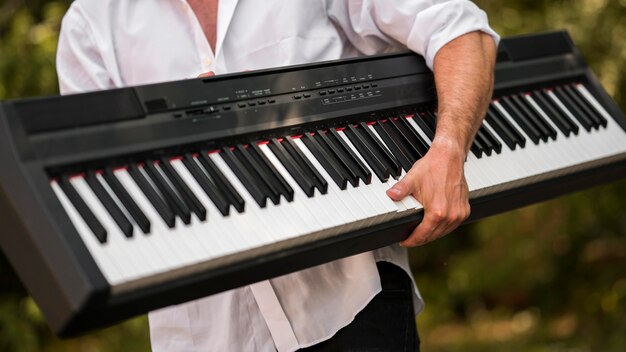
[56,1,499,351]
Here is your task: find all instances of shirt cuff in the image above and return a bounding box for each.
[407,0,500,70]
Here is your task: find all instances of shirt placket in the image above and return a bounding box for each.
[250,281,300,352]
[179,0,215,73]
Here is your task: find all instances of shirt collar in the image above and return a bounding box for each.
[179,0,239,58]
[216,0,239,57]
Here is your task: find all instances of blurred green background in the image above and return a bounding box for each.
[1,0,625,351]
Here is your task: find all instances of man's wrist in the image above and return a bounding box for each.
[430,134,469,160]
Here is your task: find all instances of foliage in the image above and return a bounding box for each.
[412,1,626,351]
[0,0,625,351]
[1,1,150,351]
[0,0,66,100]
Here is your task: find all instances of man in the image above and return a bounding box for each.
[57,1,498,350]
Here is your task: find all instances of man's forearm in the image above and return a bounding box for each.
[386,30,497,246]
[431,31,497,156]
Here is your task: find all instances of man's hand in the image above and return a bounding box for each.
[198,71,215,78]
[387,31,497,247]
[387,137,470,247]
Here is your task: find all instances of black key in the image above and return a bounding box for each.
[144,161,192,225]
[328,129,372,184]
[382,118,420,163]
[512,94,557,141]
[478,124,502,154]
[388,117,424,160]
[315,130,359,187]
[183,154,231,216]
[565,84,607,128]
[473,128,491,156]
[318,129,371,187]
[396,116,430,156]
[469,126,486,158]
[506,95,547,142]
[345,125,390,182]
[469,141,483,159]
[160,158,207,221]
[268,138,316,197]
[221,147,268,208]
[553,87,594,131]
[411,114,435,142]
[425,111,438,133]
[103,168,150,234]
[532,90,576,136]
[522,94,560,140]
[249,143,294,202]
[358,122,402,179]
[497,103,528,147]
[85,171,133,237]
[235,145,281,205]
[500,97,542,144]
[539,89,580,135]
[373,120,414,172]
[485,110,515,151]
[560,85,599,129]
[302,133,348,189]
[485,105,523,150]
[198,151,245,213]
[59,175,107,243]
[282,137,328,194]
[128,164,176,228]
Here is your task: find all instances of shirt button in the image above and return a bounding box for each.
[204,57,212,66]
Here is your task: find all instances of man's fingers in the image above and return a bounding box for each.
[386,175,414,201]
[198,71,215,78]
[440,201,471,236]
[400,201,470,247]
[401,211,447,247]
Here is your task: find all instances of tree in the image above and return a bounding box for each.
[1,1,625,350]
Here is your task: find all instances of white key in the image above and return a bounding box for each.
[139,164,212,265]
[285,138,347,231]
[257,142,329,240]
[189,155,243,251]
[494,101,559,184]
[392,170,423,211]
[152,162,214,263]
[295,138,363,232]
[262,142,334,234]
[367,124,422,212]
[95,172,171,275]
[493,101,551,176]
[547,90,580,126]
[210,152,283,245]
[337,130,400,223]
[171,158,243,257]
[95,173,135,237]
[259,144,328,234]
[406,116,433,146]
[70,176,148,281]
[289,138,350,229]
[576,84,626,152]
[51,180,125,285]
[526,94,581,165]
[115,168,196,272]
[478,120,523,187]
[576,85,614,127]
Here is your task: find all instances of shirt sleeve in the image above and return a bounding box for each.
[327,0,500,69]
[56,3,115,95]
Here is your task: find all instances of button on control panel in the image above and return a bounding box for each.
[320,88,382,106]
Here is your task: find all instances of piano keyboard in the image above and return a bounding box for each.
[1,31,625,335]
[47,82,626,290]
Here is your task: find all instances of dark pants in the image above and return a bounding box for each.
[300,262,420,351]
